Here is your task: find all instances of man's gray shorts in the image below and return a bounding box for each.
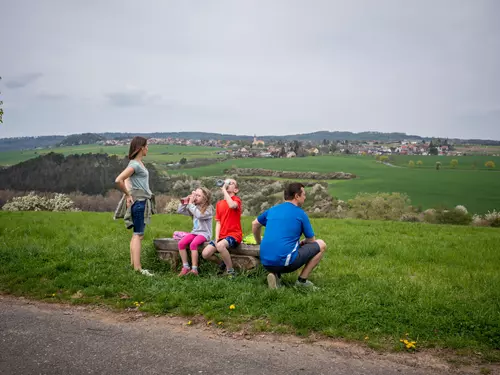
[263,242,321,274]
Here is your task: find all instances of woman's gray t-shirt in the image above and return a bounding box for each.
[128,160,152,195]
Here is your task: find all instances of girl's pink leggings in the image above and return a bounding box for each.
[178,233,207,251]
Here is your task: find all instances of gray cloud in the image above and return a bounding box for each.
[5,73,43,89]
[37,92,68,101]
[1,0,500,139]
[106,88,161,107]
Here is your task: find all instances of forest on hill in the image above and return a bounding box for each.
[0,153,165,195]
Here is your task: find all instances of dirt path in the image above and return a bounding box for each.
[0,296,497,375]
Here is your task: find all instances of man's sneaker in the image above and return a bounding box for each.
[178,267,190,276]
[140,269,154,277]
[189,269,199,276]
[217,262,227,275]
[267,273,282,289]
[295,280,318,290]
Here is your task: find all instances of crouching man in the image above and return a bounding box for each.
[252,182,326,289]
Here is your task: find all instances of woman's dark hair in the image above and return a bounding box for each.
[284,182,305,201]
[128,136,148,160]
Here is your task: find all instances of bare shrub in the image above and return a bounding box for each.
[164,198,180,214]
[0,190,25,209]
[433,208,472,225]
[423,209,437,223]
[471,214,490,227]
[484,209,500,224]
[320,199,348,219]
[472,210,500,227]
[69,190,121,212]
[400,213,422,222]
[347,192,411,221]
[155,194,176,214]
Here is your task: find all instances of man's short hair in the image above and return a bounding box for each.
[284,182,305,201]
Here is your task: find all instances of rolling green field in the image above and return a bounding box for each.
[0,144,225,166]
[180,155,500,214]
[389,154,500,170]
[2,145,500,214]
[1,211,499,360]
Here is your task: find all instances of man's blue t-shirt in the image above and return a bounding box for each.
[257,202,315,267]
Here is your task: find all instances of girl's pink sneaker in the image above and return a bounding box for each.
[189,269,199,276]
[178,267,190,276]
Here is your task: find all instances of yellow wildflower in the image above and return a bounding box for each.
[187,320,192,325]
[229,304,236,310]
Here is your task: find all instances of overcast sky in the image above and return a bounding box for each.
[1,0,499,140]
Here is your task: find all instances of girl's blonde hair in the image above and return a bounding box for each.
[197,187,212,214]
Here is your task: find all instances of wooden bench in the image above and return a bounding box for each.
[153,238,261,270]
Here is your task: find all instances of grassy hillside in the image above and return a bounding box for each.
[1,211,499,359]
[181,155,500,214]
[0,144,225,166]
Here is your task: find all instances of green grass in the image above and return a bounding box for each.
[389,155,500,170]
[0,144,225,166]
[1,211,499,359]
[180,155,500,214]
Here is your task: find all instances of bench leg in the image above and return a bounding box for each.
[157,250,179,270]
[231,255,260,270]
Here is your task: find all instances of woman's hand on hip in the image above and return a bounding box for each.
[126,195,134,207]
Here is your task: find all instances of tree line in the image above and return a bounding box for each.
[0,153,168,195]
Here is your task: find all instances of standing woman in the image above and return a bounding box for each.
[115,136,155,276]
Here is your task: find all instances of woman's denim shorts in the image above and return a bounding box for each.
[131,200,146,235]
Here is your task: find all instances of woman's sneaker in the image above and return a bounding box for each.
[140,269,154,277]
[178,267,190,276]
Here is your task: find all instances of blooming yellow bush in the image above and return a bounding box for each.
[485,161,496,169]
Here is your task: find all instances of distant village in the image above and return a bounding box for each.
[98,134,463,158]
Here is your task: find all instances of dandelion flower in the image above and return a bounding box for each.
[229,304,236,310]
[187,320,192,325]
[217,321,223,325]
